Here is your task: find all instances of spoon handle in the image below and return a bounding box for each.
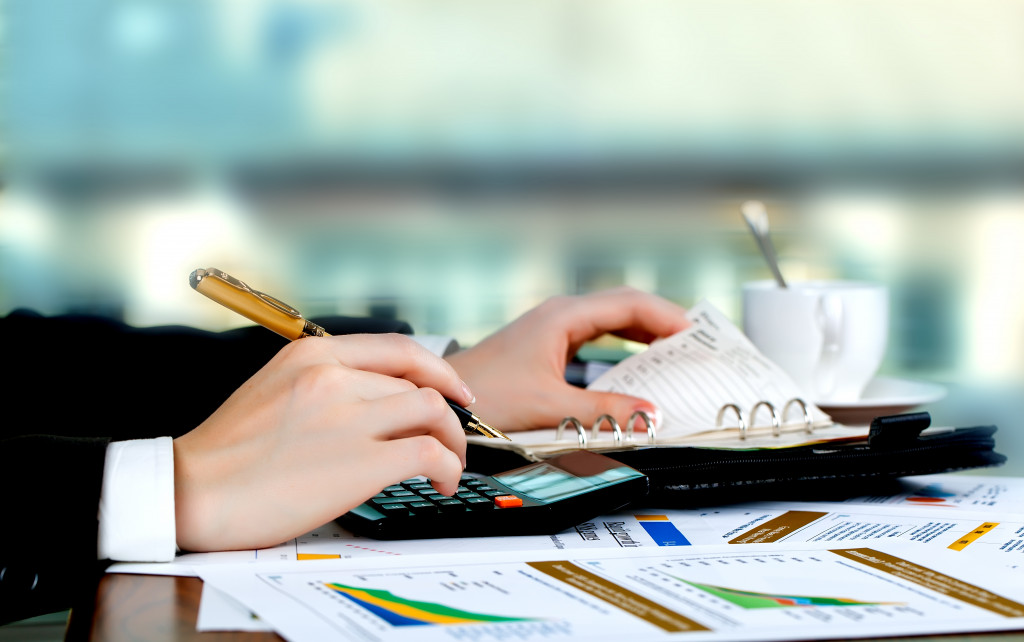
[741,201,788,289]
[756,233,788,289]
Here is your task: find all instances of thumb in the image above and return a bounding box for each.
[559,387,662,437]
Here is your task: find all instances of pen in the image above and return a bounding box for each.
[189,267,511,440]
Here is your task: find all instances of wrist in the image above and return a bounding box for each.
[172,434,219,552]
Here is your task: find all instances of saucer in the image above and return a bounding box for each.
[814,376,948,426]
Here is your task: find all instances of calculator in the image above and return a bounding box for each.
[336,450,648,540]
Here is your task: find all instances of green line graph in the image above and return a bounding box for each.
[673,577,900,609]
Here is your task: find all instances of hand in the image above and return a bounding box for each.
[446,287,690,433]
[172,334,474,552]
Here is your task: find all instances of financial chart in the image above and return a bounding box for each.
[246,545,1024,641]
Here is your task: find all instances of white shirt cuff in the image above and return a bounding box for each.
[409,334,460,357]
[97,437,177,562]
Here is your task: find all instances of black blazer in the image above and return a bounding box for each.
[0,310,412,624]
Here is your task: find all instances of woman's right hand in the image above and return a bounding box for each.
[172,333,474,553]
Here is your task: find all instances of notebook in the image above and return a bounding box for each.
[469,299,873,460]
[466,299,1004,504]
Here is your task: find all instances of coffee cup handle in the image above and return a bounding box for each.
[813,293,844,399]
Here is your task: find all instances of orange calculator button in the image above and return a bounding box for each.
[493,495,523,508]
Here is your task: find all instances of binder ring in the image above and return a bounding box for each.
[716,403,747,440]
[783,398,814,434]
[626,411,657,444]
[556,417,587,447]
[750,401,781,437]
[591,414,623,444]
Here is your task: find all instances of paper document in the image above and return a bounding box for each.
[169,474,1024,632]
[196,584,273,633]
[838,473,1024,511]
[198,543,1024,642]
[590,299,834,439]
[696,501,1024,556]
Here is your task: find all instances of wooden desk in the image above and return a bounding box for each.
[69,574,280,642]
[71,572,1024,642]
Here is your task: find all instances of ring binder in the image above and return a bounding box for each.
[556,399,814,447]
[715,403,747,439]
[590,414,622,444]
[556,411,658,448]
[716,398,814,441]
[556,417,586,447]
[468,301,856,458]
[466,305,1002,499]
[749,401,781,438]
[783,398,814,435]
[626,410,657,445]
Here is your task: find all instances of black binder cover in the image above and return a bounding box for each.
[467,419,1005,508]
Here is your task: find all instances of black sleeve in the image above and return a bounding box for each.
[0,309,413,624]
[0,309,414,441]
[0,435,109,624]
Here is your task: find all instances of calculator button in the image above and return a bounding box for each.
[404,482,434,491]
[409,501,439,515]
[371,492,388,499]
[482,490,505,497]
[456,492,482,500]
[382,485,405,493]
[371,497,417,505]
[472,485,496,493]
[464,480,487,488]
[455,486,470,493]
[437,499,467,513]
[386,490,416,498]
[401,478,421,485]
[377,504,411,517]
[494,495,523,508]
[460,474,477,482]
[465,497,493,510]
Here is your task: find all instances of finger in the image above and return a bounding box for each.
[336,368,420,403]
[368,435,465,497]
[565,288,691,349]
[552,385,662,438]
[362,388,468,470]
[301,334,475,406]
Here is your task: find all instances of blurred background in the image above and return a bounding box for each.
[1,0,1022,469]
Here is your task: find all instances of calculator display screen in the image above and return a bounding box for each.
[493,460,640,504]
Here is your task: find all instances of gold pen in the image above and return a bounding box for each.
[189,267,510,440]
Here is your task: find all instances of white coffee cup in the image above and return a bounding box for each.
[742,280,889,403]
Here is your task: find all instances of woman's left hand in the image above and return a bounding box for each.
[446,287,690,433]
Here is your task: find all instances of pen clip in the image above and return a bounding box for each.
[196,267,304,319]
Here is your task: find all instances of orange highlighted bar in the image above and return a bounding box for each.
[948,522,999,551]
[297,553,342,561]
[494,495,523,508]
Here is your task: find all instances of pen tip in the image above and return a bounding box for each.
[480,421,512,441]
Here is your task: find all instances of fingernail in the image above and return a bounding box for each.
[461,381,476,405]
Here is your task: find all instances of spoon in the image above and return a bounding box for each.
[740,200,788,288]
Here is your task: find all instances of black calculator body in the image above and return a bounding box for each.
[336,450,648,540]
